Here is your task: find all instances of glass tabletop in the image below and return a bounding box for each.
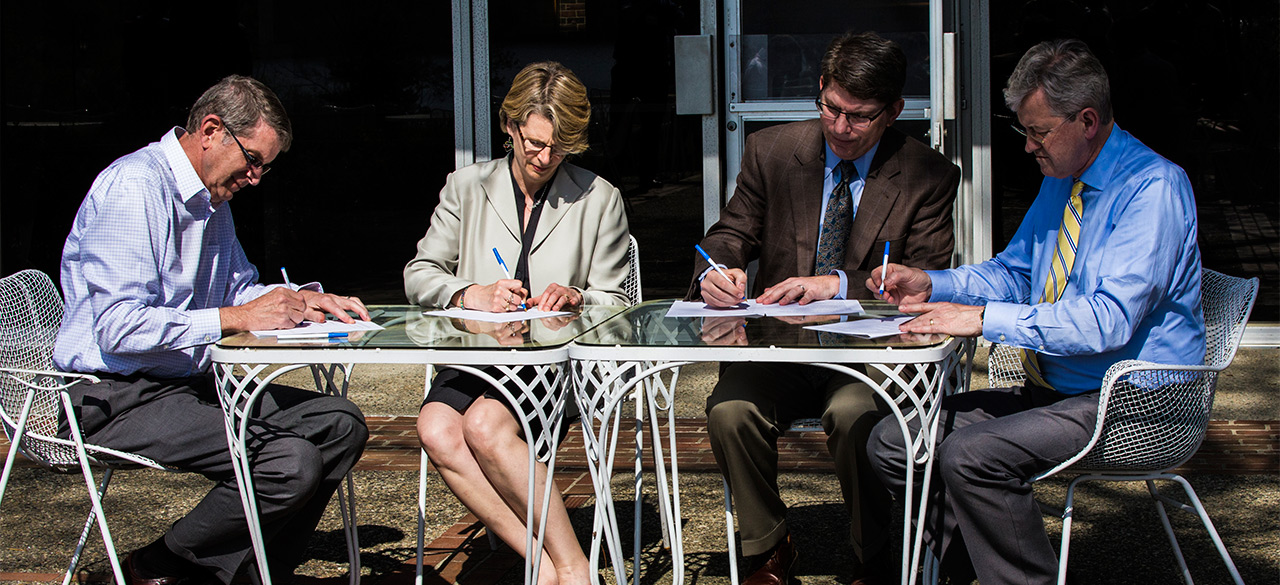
[574,299,950,349]
[217,304,627,351]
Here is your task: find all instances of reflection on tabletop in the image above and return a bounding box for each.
[575,299,949,349]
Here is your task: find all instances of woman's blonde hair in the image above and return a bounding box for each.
[499,61,591,155]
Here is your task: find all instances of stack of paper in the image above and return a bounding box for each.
[664,299,864,318]
[253,319,384,339]
[421,307,573,323]
[804,315,916,338]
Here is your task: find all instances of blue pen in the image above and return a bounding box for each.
[280,267,293,290]
[285,332,348,340]
[878,241,891,295]
[492,248,527,310]
[695,244,744,300]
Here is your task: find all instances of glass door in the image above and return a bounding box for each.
[721,0,953,207]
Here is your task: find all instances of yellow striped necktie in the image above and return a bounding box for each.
[1021,180,1085,388]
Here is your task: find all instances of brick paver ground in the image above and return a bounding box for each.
[3,416,1275,584]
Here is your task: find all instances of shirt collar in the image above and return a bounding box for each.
[824,139,879,182]
[1077,123,1128,194]
[161,127,212,205]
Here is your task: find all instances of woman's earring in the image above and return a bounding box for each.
[503,136,513,152]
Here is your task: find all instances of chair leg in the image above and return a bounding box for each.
[0,389,36,511]
[1149,476,1245,585]
[921,549,942,585]
[417,365,432,585]
[61,392,127,585]
[1147,479,1195,585]
[723,477,739,585]
[67,458,126,585]
[337,473,361,585]
[632,384,646,585]
[1056,476,1084,585]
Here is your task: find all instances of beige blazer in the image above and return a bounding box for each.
[404,157,631,308]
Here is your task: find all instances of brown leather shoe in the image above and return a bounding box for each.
[124,551,184,585]
[743,533,797,585]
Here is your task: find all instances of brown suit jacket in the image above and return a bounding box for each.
[688,120,960,300]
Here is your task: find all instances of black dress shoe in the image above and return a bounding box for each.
[124,551,183,585]
[743,533,797,585]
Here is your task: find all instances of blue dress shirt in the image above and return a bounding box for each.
[54,128,297,378]
[927,125,1205,394]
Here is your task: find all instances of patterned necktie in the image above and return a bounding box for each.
[815,160,857,276]
[1020,180,1085,388]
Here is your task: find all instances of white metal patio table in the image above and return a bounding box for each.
[211,304,625,585]
[568,299,973,585]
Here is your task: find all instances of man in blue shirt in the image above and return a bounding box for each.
[55,75,370,584]
[867,39,1204,584]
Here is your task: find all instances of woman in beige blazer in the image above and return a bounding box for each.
[404,62,629,585]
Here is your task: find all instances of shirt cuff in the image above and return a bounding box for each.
[194,307,224,345]
[830,270,848,300]
[924,269,955,302]
[981,301,1030,346]
[288,281,323,293]
[697,264,727,284]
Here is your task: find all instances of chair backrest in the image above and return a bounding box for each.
[623,234,642,305]
[1069,268,1259,473]
[1200,268,1259,371]
[0,269,81,467]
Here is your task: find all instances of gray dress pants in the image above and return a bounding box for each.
[706,362,892,565]
[866,384,1098,585]
[64,373,369,583]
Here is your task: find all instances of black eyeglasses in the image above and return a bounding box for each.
[224,123,272,175]
[514,124,568,159]
[815,97,888,127]
[1010,111,1079,146]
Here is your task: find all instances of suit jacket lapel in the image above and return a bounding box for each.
[529,166,584,251]
[481,157,522,242]
[792,129,825,277]
[847,137,902,269]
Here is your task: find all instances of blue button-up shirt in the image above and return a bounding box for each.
[927,125,1205,394]
[54,128,282,377]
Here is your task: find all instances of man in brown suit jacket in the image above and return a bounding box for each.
[690,32,960,585]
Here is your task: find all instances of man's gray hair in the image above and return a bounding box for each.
[186,75,293,152]
[1003,39,1112,125]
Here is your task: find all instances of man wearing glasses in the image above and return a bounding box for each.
[54,75,370,584]
[868,39,1204,584]
[690,31,960,585]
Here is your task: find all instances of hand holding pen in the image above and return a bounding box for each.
[456,248,527,313]
[695,244,748,307]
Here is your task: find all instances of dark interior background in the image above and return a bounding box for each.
[2,1,1276,318]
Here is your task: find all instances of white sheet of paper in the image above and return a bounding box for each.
[804,315,916,338]
[665,300,761,318]
[758,299,864,317]
[421,307,572,323]
[253,318,384,338]
[665,299,864,318]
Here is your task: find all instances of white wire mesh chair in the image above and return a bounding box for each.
[413,235,644,582]
[988,268,1257,585]
[0,269,183,585]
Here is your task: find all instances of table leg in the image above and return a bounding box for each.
[213,361,365,585]
[812,350,967,585]
[573,359,691,585]
[446,362,570,585]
